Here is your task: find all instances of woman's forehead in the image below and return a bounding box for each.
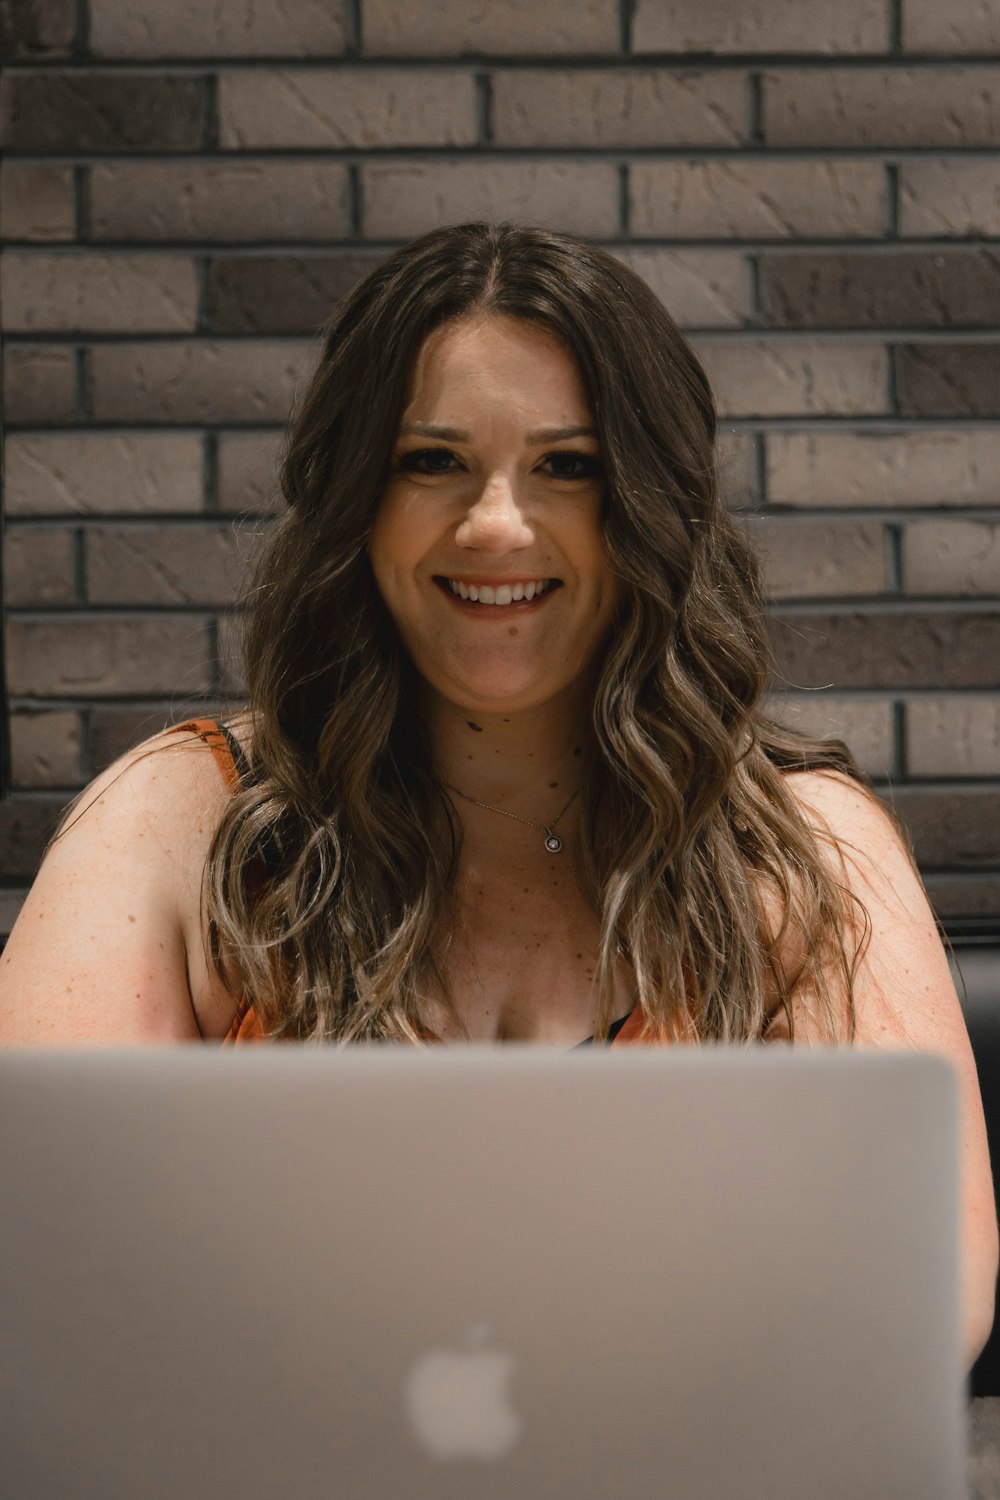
[401,315,594,427]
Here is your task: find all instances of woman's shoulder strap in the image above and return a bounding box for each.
[168,718,250,796]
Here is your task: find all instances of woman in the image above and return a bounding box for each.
[0,222,995,1367]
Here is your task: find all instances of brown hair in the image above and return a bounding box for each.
[205,221,870,1044]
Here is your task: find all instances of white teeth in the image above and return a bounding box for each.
[446,578,551,604]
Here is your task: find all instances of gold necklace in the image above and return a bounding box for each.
[443,783,578,854]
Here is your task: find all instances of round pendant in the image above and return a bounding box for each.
[544,833,563,854]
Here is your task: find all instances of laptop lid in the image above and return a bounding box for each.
[0,1046,964,1500]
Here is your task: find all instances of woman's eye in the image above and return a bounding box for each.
[395,448,602,480]
[397,447,458,474]
[543,451,603,480]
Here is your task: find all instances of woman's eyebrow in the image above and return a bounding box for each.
[397,423,598,443]
[397,423,467,440]
[527,424,598,443]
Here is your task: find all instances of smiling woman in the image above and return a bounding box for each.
[0,223,995,1367]
[215,221,869,1055]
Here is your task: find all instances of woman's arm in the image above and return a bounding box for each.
[0,732,228,1044]
[770,771,999,1375]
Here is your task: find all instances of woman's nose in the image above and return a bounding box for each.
[454,475,534,551]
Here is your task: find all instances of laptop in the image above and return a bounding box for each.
[0,1046,965,1499]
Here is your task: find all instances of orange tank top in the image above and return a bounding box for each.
[173,718,675,1049]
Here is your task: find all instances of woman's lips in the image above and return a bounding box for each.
[433,576,561,613]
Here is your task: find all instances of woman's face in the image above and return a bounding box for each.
[369,314,619,716]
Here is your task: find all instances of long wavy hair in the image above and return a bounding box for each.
[205,221,871,1045]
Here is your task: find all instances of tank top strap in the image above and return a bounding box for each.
[169,718,249,796]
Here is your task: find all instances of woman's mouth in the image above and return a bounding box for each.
[435,577,560,608]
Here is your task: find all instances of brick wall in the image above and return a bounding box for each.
[2,0,999,932]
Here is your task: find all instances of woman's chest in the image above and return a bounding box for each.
[425,867,635,1044]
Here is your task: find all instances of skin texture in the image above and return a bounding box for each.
[0,312,995,1370]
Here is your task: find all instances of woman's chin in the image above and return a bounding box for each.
[425,670,589,719]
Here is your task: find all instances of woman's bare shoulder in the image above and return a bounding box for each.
[780,767,906,886]
[766,765,882,843]
[772,765,943,1033]
[0,721,242,1045]
[53,722,242,878]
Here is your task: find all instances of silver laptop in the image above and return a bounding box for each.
[0,1046,965,1500]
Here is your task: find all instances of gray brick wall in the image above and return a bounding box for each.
[2,0,999,929]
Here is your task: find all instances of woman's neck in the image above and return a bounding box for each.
[422,686,589,821]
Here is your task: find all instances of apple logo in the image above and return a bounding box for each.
[403,1320,524,1461]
